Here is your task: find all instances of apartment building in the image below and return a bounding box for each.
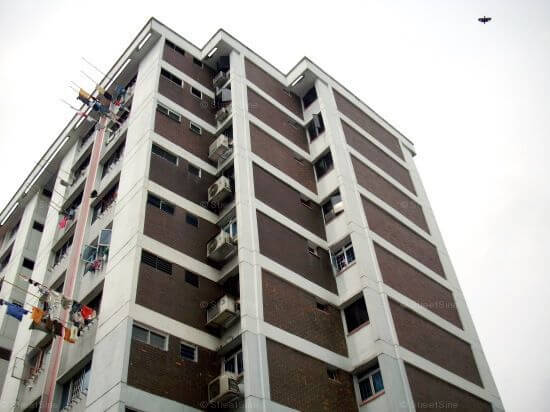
[0,18,504,412]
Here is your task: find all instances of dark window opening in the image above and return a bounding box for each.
[160,68,182,87]
[307,113,325,140]
[190,86,202,99]
[316,302,329,312]
[327,368,338,381]
[186,213,198,227]
[185,271,199,287]
[22,258,35,270]
[344,296,369,333]
[358,363,384,401]
[302,87,318,109]
[314,151,334,179]
[101,141,125,179]
[91,183,118,223]
[180,342,197,361]
[156,104,181,122]
[187,164,201,178]
[165,39,185,56]
[147,194,174,215]
[32,221,44,232]
[192,57,203,68]
[189,122,202,135]
[152,144,178,165]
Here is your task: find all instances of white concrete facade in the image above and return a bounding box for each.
[0,18,503,412]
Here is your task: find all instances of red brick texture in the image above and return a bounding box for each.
[374,244,462,328]
[247,88,308,151]
[136,261,225,336]
[250,123,317,193]
[342,120,415,193]
[352,156,429,233]
[362,197,445,277]
[253,164,326,239]
[149,152,217,210]
[144,202,221,269]
[127,335,220,409]
[256,211,336,293]
[154,110,217,165]
[266,339,357,412]
[405,363,491,412]
[333,90,403,159]
[389,299,482,386]
[162,44,215,90]
[159,76,216,125]
[262,270,347,356]
[244,59,303,118]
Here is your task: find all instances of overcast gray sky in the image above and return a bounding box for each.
[1,1,548,410]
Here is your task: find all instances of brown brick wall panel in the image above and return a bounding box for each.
[250,123,317,193]
[149,153,217,209]
[154,110,216,165]
[333,90,403,159]
[128,336,219,409]
[163,45,215,90]
[362,198,445,277]
[262,271,347,355]
[245,59,303,117]
[342,120,415,193]
[144,203,221,268]
[248,88,308,151]
[389,300,482,386]
[266,339,357,412]
[352,156,429,233]
[253,164,325,239]
[159,76,216,125]
[136,261,225,336]
[256,211,336,293]
[374,244,462,328]
[405,364,491,412]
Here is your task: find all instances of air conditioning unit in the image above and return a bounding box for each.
[207,295,238,327]
[208,373,240,405]
[215,105,231,123]
[213,71,229,89]
[208,176,232,205]
[209,134,231,162]
[207,231,236,262]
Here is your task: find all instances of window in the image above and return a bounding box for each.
[132,324,167,350]
[141,250,173,275]
[60,362,91,410]
[185,271,199,288]
[189,121,202,135]
[332,242,355,272]
[193,57,203,67]
[186,213,199,227]
[180,342,197,361]
[101,141,125,179]
[327,368,338,381]
[302,87,318,109]
[73,154,91,181]
[223,220,237,238]
[322,192,344,223]
[147,194,174,215]
[160,68,183,87]
[358,365,384,402]
[307,113,325,140]
[54,237,73,266]
[156,103,181,122]
[224,348,243,376]
[32,221,44,232]
[152,144,178,165]
[165,39,185,56]
[307,241,318,257]
[299,195,312,209]
[91,183,118,223]
[190,86,203,99]
[187,164,201,178]
[22,258,35,270]
[293,153,305,165]
[316,302,329,312]
[314,151,334,179]
[344,296,369,333]
[42,188,53,198]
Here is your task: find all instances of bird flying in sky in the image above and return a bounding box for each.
[478,16,492,24]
